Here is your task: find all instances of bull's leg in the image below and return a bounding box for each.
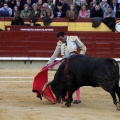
[61,91,68,103]
[114,85,120,110]
[115,85,120,102]
[65,90,73,107]
[65,74,74,107]
[109,91,120,110]
[110,91,117,104]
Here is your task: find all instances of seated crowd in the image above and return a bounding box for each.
[0,0,120,25]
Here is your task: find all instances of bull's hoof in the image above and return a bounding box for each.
[116,102,120,110]
[65,102,71,107]
[61,103,71,108]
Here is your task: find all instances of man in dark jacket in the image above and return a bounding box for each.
[54,2,66,18]
[59,0,69,12]
[90,4,103,18]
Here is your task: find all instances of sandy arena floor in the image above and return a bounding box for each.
[0,69,120,120]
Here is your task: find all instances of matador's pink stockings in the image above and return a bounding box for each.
[65,88,80,100]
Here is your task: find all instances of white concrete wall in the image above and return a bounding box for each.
[0,60,61,70]
[0,59,120,69]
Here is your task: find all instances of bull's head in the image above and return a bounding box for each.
[42,80,67,103]
[42,60,68,103]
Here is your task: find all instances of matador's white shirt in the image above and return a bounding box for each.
[47,36,87,65]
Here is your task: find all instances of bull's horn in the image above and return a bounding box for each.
[42,81,52,96]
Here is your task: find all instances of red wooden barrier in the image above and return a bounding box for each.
[0,31,120,58]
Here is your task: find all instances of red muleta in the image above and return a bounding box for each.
[32,60,62,103]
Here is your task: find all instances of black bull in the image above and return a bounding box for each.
[42,55,120,110]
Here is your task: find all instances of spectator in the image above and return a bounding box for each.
[47,0,55,10]
[29,3,40,22]
[64,0,73,6]
[90,4,103,18]
[76,0,82,6]
[53,0,71,7]
[29,3,40,25]
[13,0,24,11]
[89,0,98,10]
[25,0,33,10]
[1,0,14,8]
[72,0,80,12]
[59,0,69,12]
[87,0,93,7]
[78,4,90,18]
[109,0,120,17]
[11,11,24,25]
[118,1,120,17]
[0,2,12,17]
[102,6,116,31]
[29,3,40,26]
[40,3,54,25]
[20,4,31,18]
[66,4,78,21]
[40,3,54,18]
[80,0,89,9]
[99,0,109,12]
[81,0,88,5]
[37,0,43,11]
[103,5,115,18]
[12,5,19,17]
[54,2,65,18]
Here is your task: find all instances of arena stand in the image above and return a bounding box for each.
[0,18,120,68]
